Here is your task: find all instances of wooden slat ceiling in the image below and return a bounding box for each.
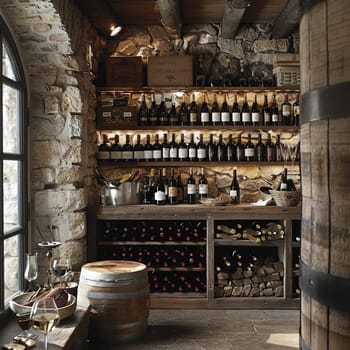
[75,0,290,37]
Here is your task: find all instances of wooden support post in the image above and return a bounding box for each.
[157,0,182,39]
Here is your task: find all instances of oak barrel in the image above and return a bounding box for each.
[300,0,350,349]
[77,260,149,344]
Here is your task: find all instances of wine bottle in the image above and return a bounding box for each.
[189,94,198,126]
[188,133,197,161]
[226,134,235,161]
[217,133,226,162]
[266,133,275,162]
[200,94,210,126]
[281,93,292,126]
[144,134,153,162]
[121,134,133,162]
[148,168,157,204]
[207,133,217,162]
[176,168,184,204]
[158,94,168,126]
[155,168,167,205]
[169,133,178,162]
[161,133,169,162]
[187,167,196,204]
[230,167,240,204]
[152,134,162,162]
[149,93,158,126]
[280,167,288,191]
[161,167,169,201]
[263,95,271,126]
[235,134,245,162]
[178,133,188,162]
[110,134,122,162]
[241,95,251,126]
[168,94,178,126]
[255,133,265,162]
[133,134,144,162]
[138,93,149,126]
[244,133,255,161]
[211,94,221,126]
[179,94,189,126]
[198,168,208,201]
[232,94,241,126]
[271,94,279,126]
[197,133,207,162]
[168,168,177,205]
[221,94,231,126]
[293,93,300,126]
[251,94,260,126]
[275,134,283,162]
[97,134,110,161]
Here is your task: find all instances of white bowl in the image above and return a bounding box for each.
[10,292,77,320]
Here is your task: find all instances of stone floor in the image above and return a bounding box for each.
[88,309,300,350]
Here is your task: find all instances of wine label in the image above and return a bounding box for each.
[252,112,260,122]
[155,190,166,201]
[232,112,240,122]
[178,148,188,159]
[280,183,288,190]
[170,148,177,158]
[272,114,279,122]
[242,112,251,122]
[293,106,300,115]
[133,151,144,160]
[244,148,255,157]
[221,112,230,122]
[168,186,177,197]
[190,112,197,122]
[199,184,208,194]
[153,150,162,159]
[264,112,271,122]
[189,148,196,159]
[162,147,169,159]
[144,150,153,160]
[212,112,220,122]
[200,112,210,122]
[122,151,133,160]
[230,190,237,197]
[187,184,196,194]
[97,151,110,160]
[282,105,291,116]
[197,148,206,160]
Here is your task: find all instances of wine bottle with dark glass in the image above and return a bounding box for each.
[197,133,207,162]
[271,94,279,126]
[189,94,198,126]
[279,167,288,191]
[161,167,169,201]
[158,94,168,126]
[110,134,122,162]
[226,134,235,161]
[121,134,133,162]
[293,93,300,126]
[152,134,162,162]
[232,94,241,126]
[207,133,217,162]
[178,133,188,162]
[138,93,149,126]
[188,133,197,161]
[144,134,153,162]
[169,133,178,162]
[281,93,292,126]
[251,94,260,126]
[161,133,169,162]
[133,134,144,162]
[187,167,196,204]
[217,133,227,162]
[200,94,210,126]
[211,94,221,126]
[221,94,231,126]
[198,167,208,201]
[230,167,240,204]
[275,134,283,162]
[241,94,251,126]
[168,94,178,126]
[149,93,158,126]
[179,94,189,126]
[266,133,275,162]
[255,133,265,162]
[176,168,184,204]
[155,168,167,205]
[263,95,271,126]
[168,168,177,205]
[235,134,245,162]
[244,133,255,161]
[97,134,110,161]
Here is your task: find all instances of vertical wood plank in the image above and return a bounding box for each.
[299,14,310,93]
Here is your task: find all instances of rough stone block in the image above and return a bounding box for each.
[253,39,289,53]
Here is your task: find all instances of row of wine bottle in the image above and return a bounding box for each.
[138,93,300,127]
[149,271,207,293]
[104,246,206,268]
[97,132,299,163]
[99,220,207,242]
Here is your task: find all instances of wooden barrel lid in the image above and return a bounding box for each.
[82,260,146,274]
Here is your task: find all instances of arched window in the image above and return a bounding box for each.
[0,14,28,316]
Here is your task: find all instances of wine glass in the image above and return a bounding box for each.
[30,297,60,350]
[24,253,38,291]
[51,257,72,287]
[288,143,298,168]
[16,312,36,339]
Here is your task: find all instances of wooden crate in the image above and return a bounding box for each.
[147,56,193,87]
[96,105,138,129]
[106,56,144,87]
[273,65,300,86]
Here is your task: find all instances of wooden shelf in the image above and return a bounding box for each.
[214,239,283,247]
[98,240,206,246]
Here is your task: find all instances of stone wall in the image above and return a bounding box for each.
[0,0,99,288]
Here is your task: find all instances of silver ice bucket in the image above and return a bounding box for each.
[105,182,140,205]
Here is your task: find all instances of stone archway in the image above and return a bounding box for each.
[0,0,100,273]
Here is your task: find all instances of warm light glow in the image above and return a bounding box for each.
[110,25,122,37]
[266,333,299,348]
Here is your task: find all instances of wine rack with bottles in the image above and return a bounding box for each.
[90,205,301,309]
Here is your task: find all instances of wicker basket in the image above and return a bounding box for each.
[269,190,301,207]
[273,65,300,86]
[259,187,273,201]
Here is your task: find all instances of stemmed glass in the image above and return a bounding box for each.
[16,312,36,339]
[288,144,298,168]
[30,297,60,350]
[51,257,72,287]
[24,253,38,291]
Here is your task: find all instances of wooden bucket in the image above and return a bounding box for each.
[300,0,350,349]
[77,260,149,344]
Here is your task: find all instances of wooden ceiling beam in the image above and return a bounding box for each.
[220,0,251,39]
[157,0,182,39]
[271,0,301,39]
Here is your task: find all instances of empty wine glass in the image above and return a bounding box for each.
[24,253,38,291]
[16,312,36,339]
[288,144,298,167]
[51,257,72,287]
[30,297,60,350]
